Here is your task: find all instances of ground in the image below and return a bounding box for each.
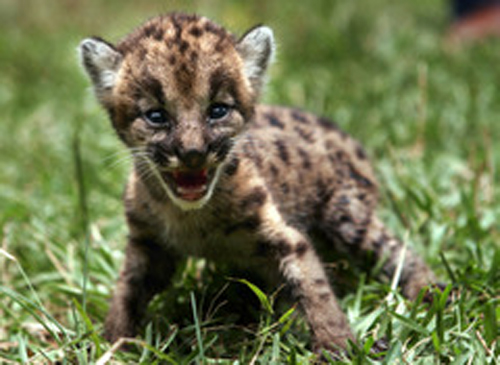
[0,0,498,363]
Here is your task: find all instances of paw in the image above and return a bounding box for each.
[312,335,354,361]
[315,337,388,362]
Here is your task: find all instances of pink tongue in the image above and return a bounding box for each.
[173,170,208,188]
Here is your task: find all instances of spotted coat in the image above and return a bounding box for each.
[79,13,437,353]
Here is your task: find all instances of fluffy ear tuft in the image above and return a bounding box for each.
[78,37,122,98]
[236,25,275,95]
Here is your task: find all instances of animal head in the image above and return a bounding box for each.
[79,13,275,210]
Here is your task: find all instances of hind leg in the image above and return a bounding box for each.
[319,192,436,300]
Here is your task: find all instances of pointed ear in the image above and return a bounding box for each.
[78,37,122,99]
[236,25,275,94]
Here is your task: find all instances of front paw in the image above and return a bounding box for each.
[104,311,137,344]
[311,332,355,360]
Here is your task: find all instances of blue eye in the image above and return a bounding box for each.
[208,103,231,121]
[144,109,169,126]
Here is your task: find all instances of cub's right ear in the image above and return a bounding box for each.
[78,37,122,98]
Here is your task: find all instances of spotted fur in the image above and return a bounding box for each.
[79,13,437,353]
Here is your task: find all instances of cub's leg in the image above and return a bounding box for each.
[319,192,436,300]
[256,195,356,352]
[362,216,437,299]
[104,239,179,342]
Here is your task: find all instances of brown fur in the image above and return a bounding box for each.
[79,13,437,353]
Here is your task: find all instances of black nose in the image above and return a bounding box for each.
[179,148,207,169]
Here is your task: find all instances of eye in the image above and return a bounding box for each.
[208,103,231,121]
[144,109,170,127]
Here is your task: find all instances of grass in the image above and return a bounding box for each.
[0,0,499,363]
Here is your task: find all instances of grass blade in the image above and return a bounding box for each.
[0,286,67,345]
[233,278,274,314]
[190,291,204,362]
[389,310,430,336]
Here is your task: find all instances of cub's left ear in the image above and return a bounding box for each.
[236,25,275,94]
[78,37,123,102]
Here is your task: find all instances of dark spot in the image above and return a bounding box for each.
[215,40,225,53]
[142,23,164,41]
[314,278,327,286]
[295,241,309,257]
[150,148,170,166]
[257,239,294,258]
[174,63,194,94]
[352,229,367,246]
[339,215,352,224]
[291,110,309,124]
[179,40,190,54]
[348,163,374,188]
[269,164,279,177]
[168,54,177,65]
[357,193,366,201]
[325,140,335,150]
[356,145,367,160]
[209,68,228,100]
[150,142,174,166]
[141,75,166,106]
[189,26,203,37]
[171,16,183,43]
[317,116,340,131]
[327,319,346,329]
[274,139,290,164]
[225,216,260,235]
[204,21,226,37]
[136,46,147,60]
[276,240,293,257]
[294,126,315,143]
[153,28,164,41]
[190,51,198,63]
[224,157,240,176]
[267,114,285,129]
[165,38,175,49]
[209,136,233,161]
[319,292,331,301]
[240,187,267,211]
[243,137,263,168]
[297,148,312,169]
[316,178,334,202]
[328,153,337,165]
[336,150,347,161]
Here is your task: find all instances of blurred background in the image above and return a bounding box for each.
[0,0,498,362]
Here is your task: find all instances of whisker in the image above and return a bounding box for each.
[105,151,151,171]
[102,147,146,162]
[141,157,171,196]
[106,154,136,170]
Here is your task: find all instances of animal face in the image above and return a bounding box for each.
[79,14,275,210]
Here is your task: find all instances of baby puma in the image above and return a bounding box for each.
[79,13,437,352]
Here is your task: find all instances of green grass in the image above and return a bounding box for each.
[1,0,499,363]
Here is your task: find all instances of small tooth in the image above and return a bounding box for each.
[178,185,207,194]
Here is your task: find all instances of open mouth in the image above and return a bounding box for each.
[162,168,214,202]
